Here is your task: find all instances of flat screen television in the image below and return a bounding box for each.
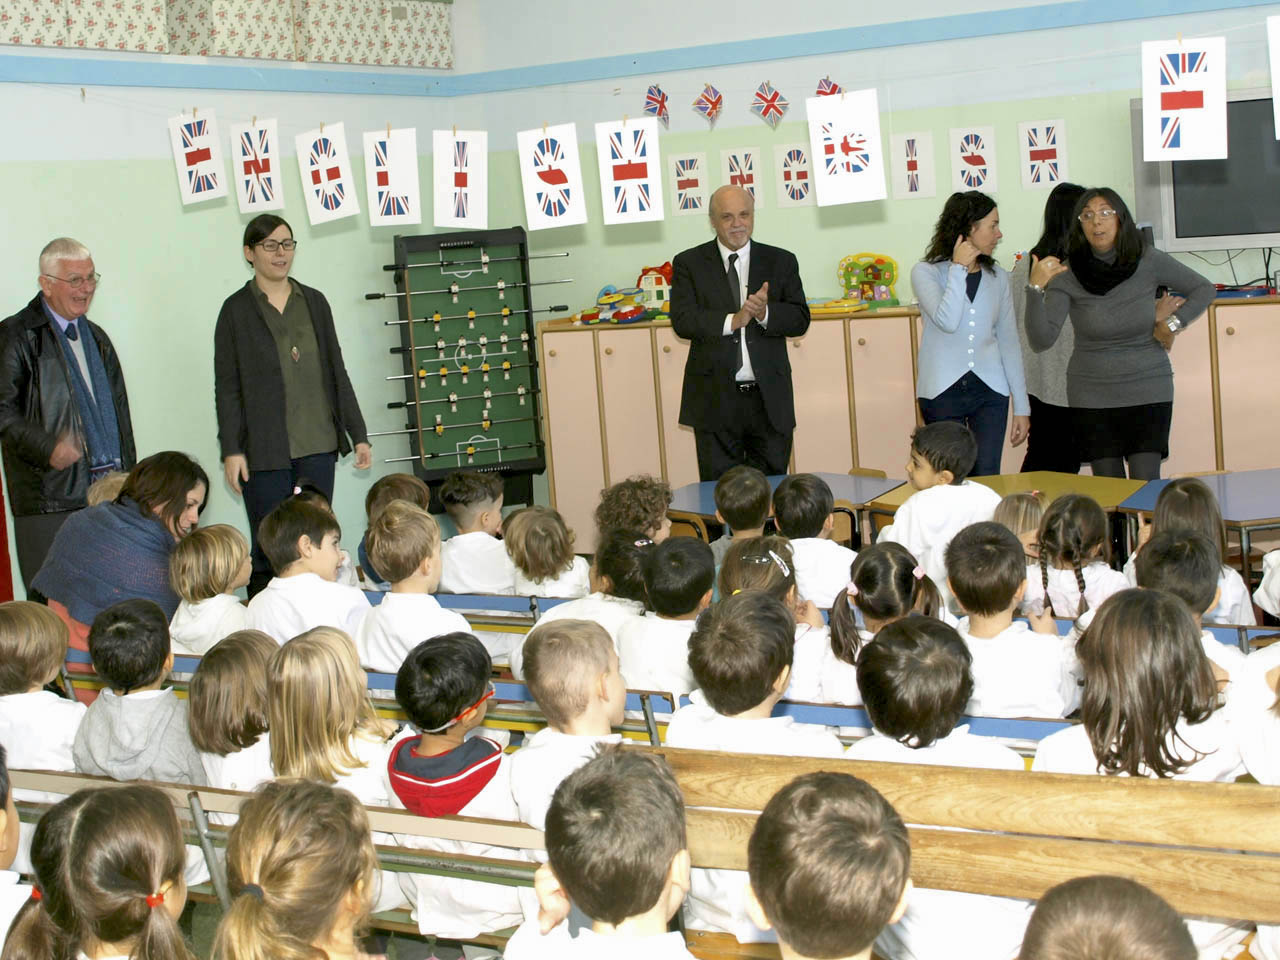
[1130,89,1280,252]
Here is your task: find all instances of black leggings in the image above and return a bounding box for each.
[1090,451,1162,481]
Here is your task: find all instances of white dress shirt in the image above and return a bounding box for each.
[716,239,768,382]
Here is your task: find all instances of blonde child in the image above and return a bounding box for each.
[717,536,826,702]
[188,630,277,798]
[2,785,193,960]
[992,489,1046,563]
[1033,589,1248,958]
[245,499,371,644]
[709,465,771,567]
[877,422,1002,613]
[85,469,128,506]
[594,474,673,542]
[1019,876,1196,960]
[360,471,432,590]
[510,528,650,679]
[353,500,469,673]
[438,469,516,595]
[1021,494,1128,619]
[505,505,591,598]
[825,542,947,706]
[168,524,252,655]
[1126,477,1255,625]
[212,780,378,960]
[267,626,410,913]
[772,473,857,609]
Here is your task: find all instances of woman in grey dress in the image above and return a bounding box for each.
[1024,188,1213,480]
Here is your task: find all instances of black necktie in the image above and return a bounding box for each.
[64,323,78,341]
[727,253,741,310]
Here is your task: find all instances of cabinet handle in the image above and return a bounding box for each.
[1225,327,1236,336]
[858,337,867,346]
[662,345,671,353]
[548,349,557,357]
[604,347,614,356]
[792,341,802,349]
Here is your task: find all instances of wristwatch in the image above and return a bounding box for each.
[1166,314,1183,334]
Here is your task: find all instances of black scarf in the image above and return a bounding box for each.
[1069,246,1141,296]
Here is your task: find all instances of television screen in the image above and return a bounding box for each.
[1171,97,1280,239]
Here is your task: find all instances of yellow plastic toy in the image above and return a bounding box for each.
[838,253,900,307]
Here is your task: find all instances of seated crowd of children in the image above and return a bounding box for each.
[2,424,1278,960]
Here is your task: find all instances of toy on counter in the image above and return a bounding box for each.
[837,253,900,308]
[637,262,672,309]
[571,263,673,324]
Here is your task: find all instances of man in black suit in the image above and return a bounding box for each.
[671,184,810,481]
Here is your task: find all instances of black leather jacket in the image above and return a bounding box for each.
[0,294,136,516]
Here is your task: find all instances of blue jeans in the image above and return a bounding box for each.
[918,372,1009,477]
[241,451,337,597]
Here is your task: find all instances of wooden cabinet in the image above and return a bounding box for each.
[596,328,662,487]
[850,313,917,474]
[1215,302,1280,471]
[653,327,700,490]
[1165,310,1216,475]
[540,331,605,553]
[790,321,854,473]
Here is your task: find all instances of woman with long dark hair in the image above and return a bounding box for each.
[1010,182,1085,473]
[214,214,370,596]
[1025,188,1213,480]
[912,191,1029,477]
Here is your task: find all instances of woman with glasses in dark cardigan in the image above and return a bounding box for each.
[214,214,371,597]
[1025,188,1214,480]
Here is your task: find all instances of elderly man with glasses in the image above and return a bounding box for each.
[0,237,135,590]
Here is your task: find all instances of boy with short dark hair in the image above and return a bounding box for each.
[945,522,1078,719]
[0,745,34,945]
[438,469,516,595]
[73,599,206,785]
[388,632,523,937]
[879,422,1002,611]
[504,745,696,959]
[245,498,370,643]
[1019,876,1196,960]
[746,771,911,960]
[1135,528,1245,683]
[666,591,843,941]
[710,466,772,567]
[772,473,856,608]
[617,537,714,697]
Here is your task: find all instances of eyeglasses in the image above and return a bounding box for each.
[742,550,792,578]
[255,239,298,252]
[42,272,101,289]
[421,681,496,733]
[1078,209,1117,223]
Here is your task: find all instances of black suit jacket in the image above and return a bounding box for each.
[669,239,809,432]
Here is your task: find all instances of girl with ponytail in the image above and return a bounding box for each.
[2,785,192,960]
[213,779,377,960]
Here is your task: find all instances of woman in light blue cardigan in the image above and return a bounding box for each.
[912,191,1030,477]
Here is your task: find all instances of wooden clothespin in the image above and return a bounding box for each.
[192,106,198,118]
[542,120,547,135]
[452,124,457,136]
[79,87,85,102]
[320,121,325,134]
[1177,31,1183,46]
[251,115,256,126]
[622,113,628,127]
[387,122,392,138]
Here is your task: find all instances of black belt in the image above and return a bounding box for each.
[736,381,759,393]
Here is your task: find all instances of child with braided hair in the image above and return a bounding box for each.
[1021,494,1127,620]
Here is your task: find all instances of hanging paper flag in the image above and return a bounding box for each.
[751,81,789,129]
[294,123,359,225]
[773,143,814,207]
[693,84,723,125]
[1018,120,1069,189]
[644,84,670,128]
[167,109,227,206]
[889,132,936,199]
[228,119,283,214]
[595,118,665,225]
[1270,18,1280,138]
[805,90,887,206]
[668,152,709,216]
[816,77,842,96]
[1141,37,1227,160]
[363,128,421,227]
[949,126,998,192]
[433,129,488,229]
[721,148,763,206]
[516,123,588,230]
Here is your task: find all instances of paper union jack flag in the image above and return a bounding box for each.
[781,148,809,201]
[1024,125,1060,184]
[726,151,756,195]
[822,124,872,174]
[452,140,470,219]
[181,119,218,194]
[674,156,703,211]
[644,84,670,127]
[307,136,346,212]
[904,137,921,192]
[816,77,842,96]
[238,127,273,204]
[693,84,723,124]
[751,81,789,128]
[373,138,410,218]
[532,137,572,218]
[607,127,652,215]
[957,132,989,188]
[1158,50,1207,150]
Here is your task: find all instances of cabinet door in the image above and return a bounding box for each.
[1164,309,1216,475]
[653,326,700,489]
[789,319,854,473]
[1217,303,1280,471]
[596,328,663,489]
[541,331,605,552]
[851,315,916,474]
